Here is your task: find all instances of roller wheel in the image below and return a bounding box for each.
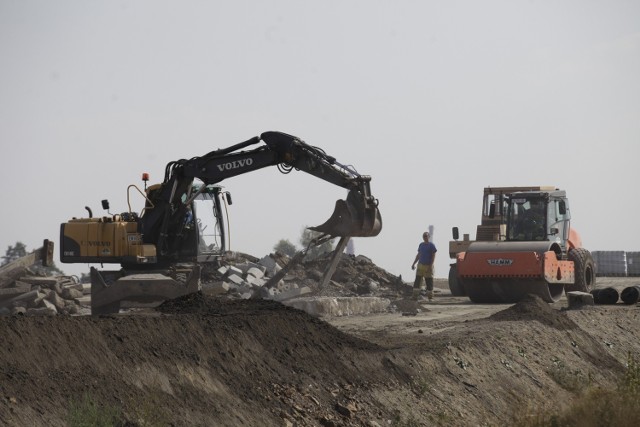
[448,264,466,296]
[566,248,596,293]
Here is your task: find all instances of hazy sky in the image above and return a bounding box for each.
[1,0,639,281]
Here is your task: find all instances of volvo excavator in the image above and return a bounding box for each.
[60,131,382,314]
[454,187,595,303]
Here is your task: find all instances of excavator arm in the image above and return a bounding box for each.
[141,131,382,258]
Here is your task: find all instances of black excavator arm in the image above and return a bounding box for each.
[140,131,382,259]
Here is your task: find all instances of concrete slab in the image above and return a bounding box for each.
[272,286,311,302]
[567,291,594,309]
[283,296,391,317]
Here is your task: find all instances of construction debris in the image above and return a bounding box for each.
[203,251,406,303]
[0,239,88,316]
[0,271,89,316]
[1,249,407,317]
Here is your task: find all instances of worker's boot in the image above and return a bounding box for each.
[426,278,434,301]
[412,277,422,300]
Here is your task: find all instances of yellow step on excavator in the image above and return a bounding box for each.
[60,131,382,314]
[450,187,595,303]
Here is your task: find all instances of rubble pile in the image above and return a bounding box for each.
[0,249,408,317]
[0,268,88,316]
[201,250,408,302]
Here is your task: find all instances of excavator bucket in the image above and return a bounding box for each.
[310,190,382,237]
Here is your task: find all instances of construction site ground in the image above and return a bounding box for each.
[2,268,640,426]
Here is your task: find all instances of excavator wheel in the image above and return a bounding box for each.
[565,248,596,293]
[448,264,466,297]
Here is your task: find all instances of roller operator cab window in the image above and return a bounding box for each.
[508,198,546,241]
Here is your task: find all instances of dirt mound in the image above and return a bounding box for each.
[488,293,579,330]
[0,296,392,426]
[3,287,639,427]
[157,290,289,315]
[4,251,640,427]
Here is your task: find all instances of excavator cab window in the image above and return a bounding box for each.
[192,185,228,258]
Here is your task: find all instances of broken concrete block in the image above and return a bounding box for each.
[246,267,265,279]
[245,275,266,287]
[46,291,66,311]
[18,276,59,287]
[11,306,26,315]
[62,282,84,293]
[217,266,229,276]
[42,298,57,311]
[226,274,245,286]
[0,281,31,298]
[259,287,277,299]
[52,282,63,294]
[368,280,380,293]
[202,281,231,296]
[75,296,91,306]
[249,261,266,271]
[0,290,39,309]
[227,265,244,277]
[234,262,250,274]
[236,262,264,275]
[567,291,595,309]
[29,291,47,308]
[61,287,84,300]
[277,282,290,291]
[258,256,281,276]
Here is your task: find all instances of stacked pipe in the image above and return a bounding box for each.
[621,285,640,305]
[590,287,619,305]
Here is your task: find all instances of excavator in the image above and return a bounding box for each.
[454,187,595,303]
[60,131,382,314]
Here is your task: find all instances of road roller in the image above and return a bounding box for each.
[455,188,595,303]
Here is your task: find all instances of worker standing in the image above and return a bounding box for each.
[411,231,437,300]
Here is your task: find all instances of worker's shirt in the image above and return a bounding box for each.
[417,242,437,265]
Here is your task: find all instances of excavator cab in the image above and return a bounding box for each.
[175,184,230,262]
